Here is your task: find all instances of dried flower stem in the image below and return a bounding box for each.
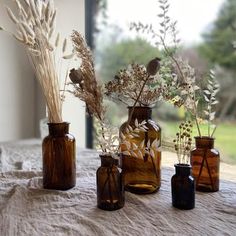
[126,74,151,126]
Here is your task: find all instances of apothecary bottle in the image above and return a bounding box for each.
[190,136,220,192]
[42,122,76,190]
[171,164,195,210]
[97,154,124,211]
[120,106,161,194]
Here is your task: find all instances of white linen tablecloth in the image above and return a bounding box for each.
[0,139,236,236]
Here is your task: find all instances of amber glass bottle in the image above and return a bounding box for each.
[120,106,161,194]
[171,164,195,210]
[97,154,124,211]
[42,122,76,190]
[190,136,220,192]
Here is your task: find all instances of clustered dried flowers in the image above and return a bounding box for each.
[130,0,220,138]
[173,121,193,164]
[4,0,71,123]
[105,58,161,107]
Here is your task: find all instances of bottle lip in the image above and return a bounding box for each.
[194,136,215,141]
[99,154,119,166]
[47,122,70,126]
[127,106,151,109]
[174,163,192,169]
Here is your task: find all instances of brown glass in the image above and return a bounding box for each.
[97,154,124,211]
[42,122,76,190]
[120,106,161,194]
[190,136,220,192]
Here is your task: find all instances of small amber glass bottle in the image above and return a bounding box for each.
[171,164,195,210]
[42,122,76,190]
[120,106,161,194]
[97,154,124,211]
[191,136,220,192]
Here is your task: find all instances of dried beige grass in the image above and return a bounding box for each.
[5,0,63,123]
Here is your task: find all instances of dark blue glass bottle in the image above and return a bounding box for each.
[171,164,195,210]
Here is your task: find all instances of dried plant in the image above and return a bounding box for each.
[69,30,104,121]
[130,0,221,138]
[173,121,193,164]
[3,0,74,123]
[105,58,161,107]
[203,71,220,137]
[120,119,160,161]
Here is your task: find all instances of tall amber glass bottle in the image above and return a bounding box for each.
[190,136,220,192]
[97,154,124,211]
[120,106,161,194]
[42,122,76,190]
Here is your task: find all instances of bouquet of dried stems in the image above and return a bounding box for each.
[131,0,220,138]
[68,31,159,157]
[3,0,73,123]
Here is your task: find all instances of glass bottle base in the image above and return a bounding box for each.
[172,203,195,210]
[196,184,219,192]
[43,183,75,191]
[125,182,160,194]
[98,200,124,211]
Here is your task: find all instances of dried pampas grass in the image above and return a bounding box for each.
[5,0,66,123]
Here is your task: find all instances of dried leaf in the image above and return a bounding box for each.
[139,140,145,149]
[122,151,131,156]
[211,100,219,105]
[150,149,155,158]
[204,90,211,95]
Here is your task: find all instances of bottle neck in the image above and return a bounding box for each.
[128,106,152,121]
[175,164,191,176]
[100,154,118,167]
[195,136,214,149]
[48,122,69,136]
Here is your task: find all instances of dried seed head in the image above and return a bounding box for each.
[146,57,161,76]
[69,68,83,84]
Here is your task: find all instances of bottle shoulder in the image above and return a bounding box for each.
[120,119,161,132]
[191,147,220,156]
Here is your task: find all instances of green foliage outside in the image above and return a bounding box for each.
[200,0,236,71]
[96,37,160,82]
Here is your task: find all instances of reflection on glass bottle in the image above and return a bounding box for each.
[191,136,220,192]
[120,106,161,194]
[42,122,76,190]
[97,154,124,211]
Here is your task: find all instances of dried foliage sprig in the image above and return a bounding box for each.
[173,121,193,164]
[69,30,104,121]
[203,71,220,137]
[4,0,73,123]
[120,119,160,160]
[130,0,222,138]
